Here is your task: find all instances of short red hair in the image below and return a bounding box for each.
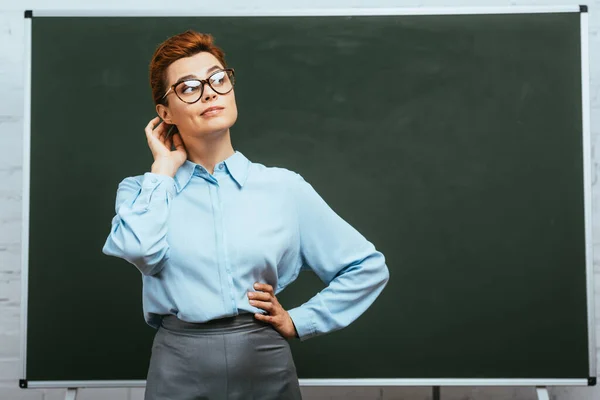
[149,30,227,106]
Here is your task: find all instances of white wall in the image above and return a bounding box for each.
[0,1,599,399]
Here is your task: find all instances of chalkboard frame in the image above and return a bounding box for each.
[19,5,596,389]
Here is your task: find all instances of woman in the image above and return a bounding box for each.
[102,30,389,400]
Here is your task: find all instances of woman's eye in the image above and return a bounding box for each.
[180,81,201,94]
[211,73,226,85]
[182,86,197,94]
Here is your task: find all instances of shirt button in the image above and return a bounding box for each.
[151,177,157,183]
[218,163,224,170]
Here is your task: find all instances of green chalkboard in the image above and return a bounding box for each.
[24,10,592,385]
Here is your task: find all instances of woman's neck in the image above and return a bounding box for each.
[182,129,235,175]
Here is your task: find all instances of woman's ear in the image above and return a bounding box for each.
[156,103,173,125]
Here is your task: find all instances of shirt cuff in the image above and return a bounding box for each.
[287,306,317,341]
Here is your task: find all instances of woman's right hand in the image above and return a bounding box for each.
[145,116,187,178]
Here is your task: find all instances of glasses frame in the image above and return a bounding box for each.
[162,68,235,104]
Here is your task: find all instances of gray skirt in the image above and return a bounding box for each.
[144,312,302,400]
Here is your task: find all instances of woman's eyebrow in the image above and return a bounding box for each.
[205,65,222,74]
[173,66,223,85]
[174,74,197,84]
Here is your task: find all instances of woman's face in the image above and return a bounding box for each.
[157,52,238,138]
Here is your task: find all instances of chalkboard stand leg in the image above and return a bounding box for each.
[65,388,78,400]
[536,387,549,400]
[432,386,440,400]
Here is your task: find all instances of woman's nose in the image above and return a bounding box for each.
[202,84,218,102]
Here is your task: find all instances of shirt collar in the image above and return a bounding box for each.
[224,150,250,188]
[174,150,250,193]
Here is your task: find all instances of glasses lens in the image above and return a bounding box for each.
[208,70,234,94]
[175,80,203,103]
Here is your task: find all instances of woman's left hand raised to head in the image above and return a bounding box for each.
[248,283,298,339]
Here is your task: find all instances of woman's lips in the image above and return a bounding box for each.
[201,106,224,116]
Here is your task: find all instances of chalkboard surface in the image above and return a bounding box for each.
[25,11,591,383]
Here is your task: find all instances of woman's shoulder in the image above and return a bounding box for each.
[249,162,305,185]
[119,174,144,187]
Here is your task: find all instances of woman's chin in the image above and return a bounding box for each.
[189,125,233,138]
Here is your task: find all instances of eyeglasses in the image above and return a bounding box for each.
[162,68,235,104]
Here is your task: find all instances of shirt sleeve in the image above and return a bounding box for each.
[102,172,176,276]
[286,173,390,341]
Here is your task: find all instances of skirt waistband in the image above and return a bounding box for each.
[160,312,269,335]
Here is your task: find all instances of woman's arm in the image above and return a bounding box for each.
[102,117,186,276]
[286,173,390,341]
[102,173,176,276]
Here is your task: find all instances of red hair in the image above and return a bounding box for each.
[149,30,227,106]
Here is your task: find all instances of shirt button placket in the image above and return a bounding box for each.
[212,183,237,314]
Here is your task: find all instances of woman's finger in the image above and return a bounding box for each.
[145,127,158,147]
[152,122,166,140]
[248,291,271,301]
[156,119,170,135]
[146,129,169,155]
[162,125,177,145]
[172,133,185,151]
[249,300,274,312]
[146,129,162,147]
[158,129,167,144]
[254,313,274,324]
[145,116,160,134]
[146,118,162,141]
[253,283,274,294]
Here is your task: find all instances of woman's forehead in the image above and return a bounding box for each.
[167,52,223,83]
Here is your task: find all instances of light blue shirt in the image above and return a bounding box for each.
[102,151,389,340]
